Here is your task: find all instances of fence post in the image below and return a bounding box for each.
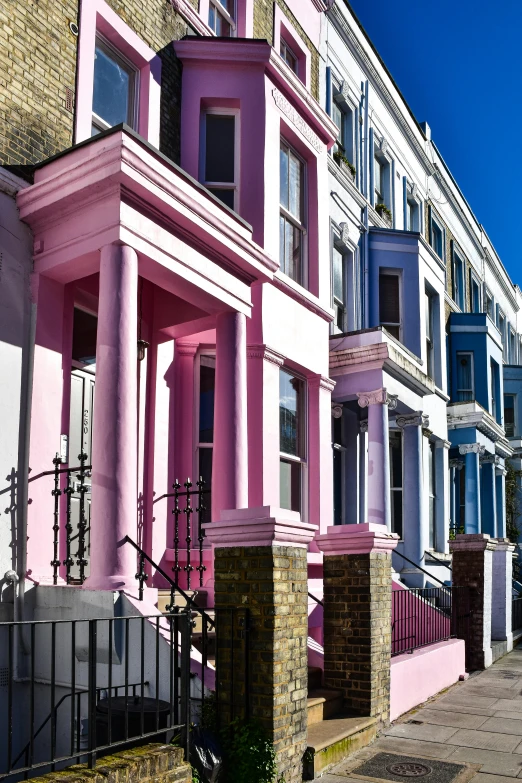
[450,534,496,669]
[87,619,98,768]
[204,508,316,783]
[492,539,515,650]
[316,524,398,725]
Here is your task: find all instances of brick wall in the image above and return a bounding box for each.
[214,544,308,783]
[25,744,191,783]
[0,0,192,169]
[323,551,393,723]
[253,0,320,100]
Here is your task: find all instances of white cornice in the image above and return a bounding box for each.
[447,401,507,445]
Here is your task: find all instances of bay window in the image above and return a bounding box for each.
[280,141,306,285]
[92,36,137,135]
[203,111,238,210]
[208,0,236,36]
[280,369,305,513]
[379,270,401,340]
[456,352,474,401]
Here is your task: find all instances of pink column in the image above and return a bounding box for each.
[212,311,248,520]
[308,374,335,535]
[174,343,198,481]
[357,388,397,529]
[84,243,138,591]
[246,344,283,508]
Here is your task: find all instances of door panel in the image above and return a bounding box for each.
[68,370,95,581]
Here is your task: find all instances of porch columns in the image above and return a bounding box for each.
[459,443,484,534]
[212,311,248,520]
[496,464,507,539]
[86,243,138,591]
[357,388,397,529]
[480,455,497,537]
[397,412,428,587]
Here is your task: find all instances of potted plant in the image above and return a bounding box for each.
[333,150,356,180]
[375,202,392,226]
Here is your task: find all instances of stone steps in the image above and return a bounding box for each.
[307,689,344,726]
[304,715,378,780]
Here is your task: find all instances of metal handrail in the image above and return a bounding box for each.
[308,592,324,607]
[424,550,452,570]
[28,463,92,483]
[123,535,215,629]
[393,549,449,587]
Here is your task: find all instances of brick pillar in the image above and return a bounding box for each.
[316,524,398,724]
[450,534,496,670]
[204,507,317,783]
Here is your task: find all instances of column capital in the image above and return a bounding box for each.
[459,443,485,456]
[435,439,452,449]
[357,388,398,409]
[396,412,429,429]
[480,454,498,464]
[309,374,336,392]
[496,466,507,476]
[246,343,285,367]
[449,458,464,470]
[176,342,199,357]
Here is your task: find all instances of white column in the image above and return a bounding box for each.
[357,388,397,529]
[397,412,428,586]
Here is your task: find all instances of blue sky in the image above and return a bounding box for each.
[346,0,522,286]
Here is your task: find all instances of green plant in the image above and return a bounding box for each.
[375,203,392,220]
[333,150,356,177]
[221,718,280,783]
[191,766,203,783]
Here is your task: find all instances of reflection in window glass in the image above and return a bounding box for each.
[280,142,305,285]
[279,369,305,513]
[92,39,136,134]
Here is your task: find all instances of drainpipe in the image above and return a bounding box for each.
[363,80,369,200]
[363,204,370,329]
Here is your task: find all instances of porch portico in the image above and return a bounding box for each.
[18,126,275,590]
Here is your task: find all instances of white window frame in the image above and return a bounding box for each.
[92,34,139,134]
[425,288,435,380]
[498,308,506,348]
[280,37,299,74]
[279,139,308,288]
[456,351,474,401]
[331,232,347,335]
[279,368,307,519]
[200,108,240,211]
[452,248,465,310]
[504,393,516,438]
[469,271,481,313]
[430,214,445,261]
[208,0,237,36]
[331,87,355,166]
[379,268,402,342]
[485,288,494,320]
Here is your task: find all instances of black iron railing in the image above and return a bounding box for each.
[0,612,192,781]
[392,586,453,656]
[513,597,522,632]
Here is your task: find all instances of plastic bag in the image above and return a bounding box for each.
[190,726,224,783]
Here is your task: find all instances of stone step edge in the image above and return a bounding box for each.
[306,715,377,754]
[307,689,343,709]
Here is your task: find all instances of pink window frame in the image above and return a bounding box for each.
[273,6,311,89]
[75,0,162,146]
[198,0,253,37]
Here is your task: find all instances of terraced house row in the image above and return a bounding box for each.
[0,0,521,781]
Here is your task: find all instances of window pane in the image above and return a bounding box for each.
[72,308,97,365]
[208,187,235,209]
[93,43,132,128]
[199,356,216,443]
[456,353,473,401]
[289,152,302,220]
[206,115,235,183]
[280,459,301,512]
[374,158,382,196]
[280,371,302,456]
[389,431,402,487]
[280,146,289,209]
[333,246,344,303]
[379,273,400,324]
[198,448,212,525]
[391,490,403,539]
[505,395,515,436]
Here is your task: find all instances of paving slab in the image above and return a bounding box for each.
[436,695,499,709]
[470,774,522,783]
[445,728,521,753]
[412,708,489,730]
[479,718,522,736]
[428,704,496,718]
[384,723,459,743]
[494,712,522,721]
[489,700,522,712]
[446,747,522,777]
[458,686,518,700]
[371,737,458,760]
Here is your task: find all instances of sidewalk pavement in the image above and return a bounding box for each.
[320,645,522,782]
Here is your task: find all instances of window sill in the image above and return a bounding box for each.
[272,270,333,323]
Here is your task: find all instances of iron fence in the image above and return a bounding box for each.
[392,586,453,656]
[0,612,192,781]
[513,597,522,632]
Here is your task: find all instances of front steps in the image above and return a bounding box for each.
[304,667,377,779]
